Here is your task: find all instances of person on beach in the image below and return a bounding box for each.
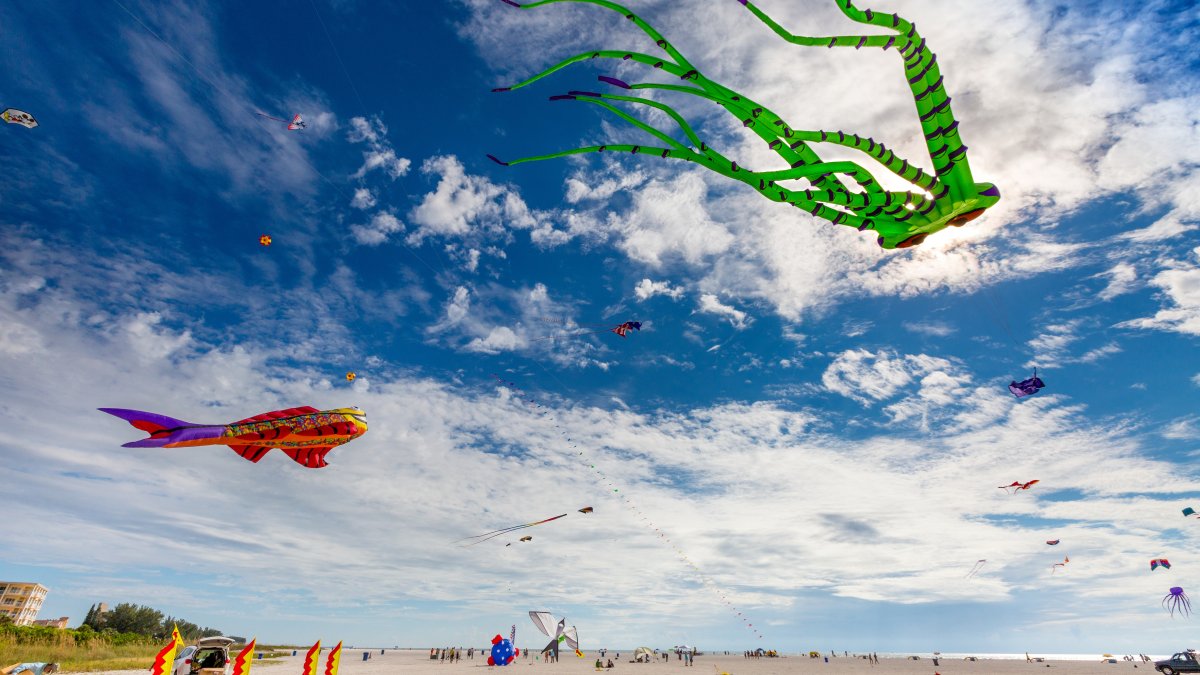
[606,659,614,669]
[2,665,59,675]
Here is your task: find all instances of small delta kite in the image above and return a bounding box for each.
[1151,559,1172,571]
[998,480,1039,494]
[1184,507,1198,518]
[257,112,307,130]
[99,405,367,468]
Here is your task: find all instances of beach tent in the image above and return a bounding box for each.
[633,647,654,663]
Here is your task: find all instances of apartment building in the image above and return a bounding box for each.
[0,582,48,626]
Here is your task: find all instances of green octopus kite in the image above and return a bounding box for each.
[488,0,1000,249]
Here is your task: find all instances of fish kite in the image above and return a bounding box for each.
[259,234,272,246]
[1009,369,1046,398]
[99,405,367,468]
[1151,559,1171,571]
[999,480,1039,494]
[529,611,579,660]
[256,112,306,130]
[1046,540,1060,546]
[1184,507,1198,518]
[2,108,38,128]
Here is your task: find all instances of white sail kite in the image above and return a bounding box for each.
[529,611,579,658]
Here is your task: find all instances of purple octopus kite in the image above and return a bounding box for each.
[1163,587,1191,618]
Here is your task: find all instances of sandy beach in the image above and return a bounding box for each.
[78,649,1158,675]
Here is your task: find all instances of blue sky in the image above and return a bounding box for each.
[2,0,1199,655]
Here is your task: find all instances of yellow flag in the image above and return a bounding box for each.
[302,641,322,675]
[232,639,257,675]
[172,624,184,647]
[324,641,343,675]
[150,636,181,675]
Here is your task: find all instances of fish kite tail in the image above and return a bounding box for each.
[98,408,217,447]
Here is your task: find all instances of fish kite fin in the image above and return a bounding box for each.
[281,446,333,468]
[233,406,319,425]
[99,408,202,447]
[229,445,273,463]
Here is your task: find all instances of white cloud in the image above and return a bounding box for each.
[408,155,540,244]
[347,116,412,180]
[1119,247,1200,336]
[695,294,748,328]
[634,279,684,301]
[350,212,404,246]
[903,320,957,337]
[1097,262,1137,301]
[1161,416,1199,441]
[823,349,951,405]
[350,188,377,210]
[464,326,523,354]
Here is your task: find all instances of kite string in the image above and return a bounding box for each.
[489,373,764,640]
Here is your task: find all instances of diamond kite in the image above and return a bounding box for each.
[1163,587,1190,617]
[99,405,367,468]
[1151,559,1172,571]
[2,108,38,128]
[489,0,999,249]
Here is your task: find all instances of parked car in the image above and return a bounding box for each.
[1156,650,1200,674]
[173,637,236,675]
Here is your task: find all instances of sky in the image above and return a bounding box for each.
[1,0,1199,656]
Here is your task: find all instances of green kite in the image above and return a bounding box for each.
[489,0,1000,249]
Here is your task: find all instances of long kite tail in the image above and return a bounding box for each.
[456,513,569,546]
[98,408,218,448]
[255,111,289,124]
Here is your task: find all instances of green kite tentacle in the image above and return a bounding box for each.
[508,0,697,73]
[560,93,694,150]
[493,49,688,92]
[488,143,701,167]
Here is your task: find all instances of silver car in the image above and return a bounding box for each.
[172,637,235,675]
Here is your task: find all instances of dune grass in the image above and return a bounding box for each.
[0,631,160,672]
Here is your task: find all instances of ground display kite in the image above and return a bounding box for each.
[2,108,38,128]
[99,405,367,468]
[488,634,519,666]
[1009,369,1046,398]
[1151,559,1171,571]
[998,480,1039,494]
[257,112,306,130]
[1164,587,1190,617]
[489,0,1000,249]
[530,611,581,659]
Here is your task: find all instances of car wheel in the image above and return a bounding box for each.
[1160,667,1174,675]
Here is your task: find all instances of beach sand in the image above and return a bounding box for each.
[79,649,1154,675]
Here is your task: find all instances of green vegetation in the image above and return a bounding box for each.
[0,624,159,672]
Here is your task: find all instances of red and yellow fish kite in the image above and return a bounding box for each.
[99,405,367,468]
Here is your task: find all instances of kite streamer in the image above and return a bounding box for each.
[490,374,764,639]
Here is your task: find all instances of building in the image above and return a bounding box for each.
[0,582,48,626]
[31,617,70,629]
